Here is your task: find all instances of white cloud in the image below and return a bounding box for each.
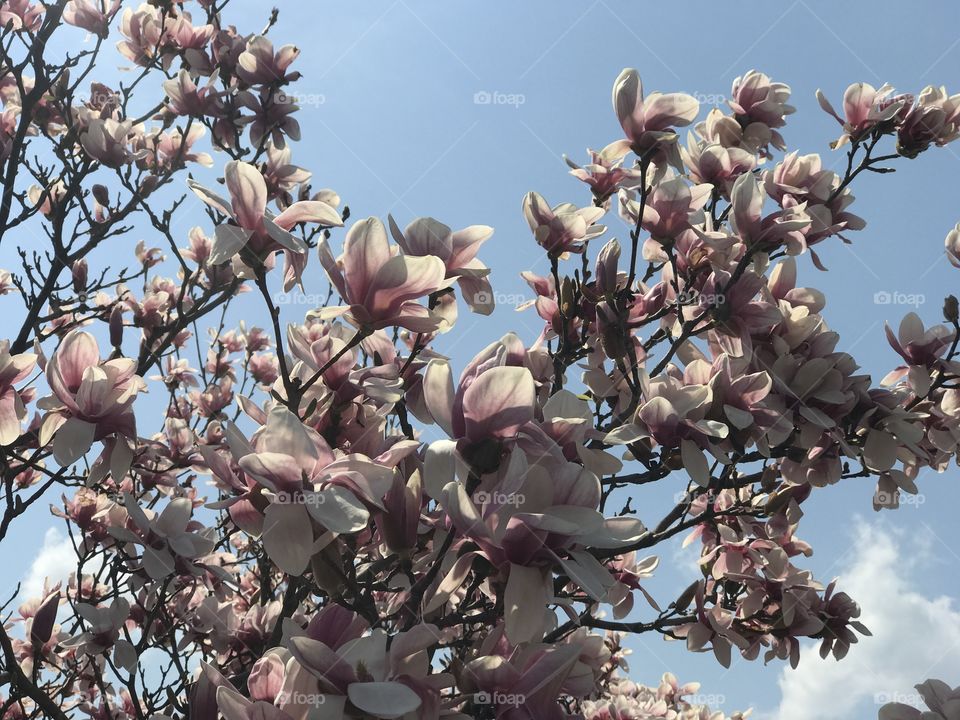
[771,520,960,719]
[20,527,76,600]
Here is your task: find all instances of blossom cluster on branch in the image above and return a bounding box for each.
[0,2,958,719]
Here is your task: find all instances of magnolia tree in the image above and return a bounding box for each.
[0,2,959,720]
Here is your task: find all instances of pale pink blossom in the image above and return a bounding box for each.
[316,216,448,332]
[38,331,145,466]
[0,341,36,446]
[612,68,699,166]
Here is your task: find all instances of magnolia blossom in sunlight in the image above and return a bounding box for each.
[565,141,645,203]
[38,331,145,467]
[316,216,448,332]
[63,0,121,38]
[189,160,342,287]
[816,81,906,148]
[387,214,496,315]
[0,341,35,445]
[728,69,795,153]
[522,190,606,257]
[612,67,699,167]
[223,403,402,574]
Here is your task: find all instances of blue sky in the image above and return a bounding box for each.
[4,1,960,717]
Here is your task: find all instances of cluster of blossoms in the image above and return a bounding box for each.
[0,2,957,719]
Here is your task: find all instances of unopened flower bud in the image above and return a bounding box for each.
[30,591,60,646]
[109,304,124,347]
[92,184,110,207]
[71,259,88,295]
[139,175,159,195]
[945,295,959,323]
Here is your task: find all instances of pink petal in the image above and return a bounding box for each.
[224,161,267,230]
[342,217,393,304]
[462,366,535,441]
[363,254,446,321]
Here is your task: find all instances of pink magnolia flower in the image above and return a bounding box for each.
[165,11,214,54]
[238,86,301,149]
[430,452,644,644]
[135,125,213,171]
[727,69,794,153]
[0,269,16,295]
[217,656,293,720]
[522,191,606,257]
[0,0,43,31]
[896,85,960,158]
[687,354,777,448]
[731,171,811,254]
[316,216,448,333]
[422,333,537,456]
[116,3,166,67]
[462,646,584,717]
[683,136,756,195]
[38,331,145,466]
[236,35,301,85]
[565,141,644,202]
[225,404,397,574]
[387,214,495,315]
[262,140,314,196]
[879,679,960,720]
[283,606,431,719]
[763,152,865,251]
[618,177,713,245]
[23,588,61,649]
[189,161,342,287]
[606,552,660,619]
[700,267,783,357]
[79,118,139,168]
[607,369,728,454]
[947,222,960,268]
[0,341,36,446]
[882,312,955,387]
[730,70,794,129]
[110,494,216,579]
[163,69,221,117]
[612,68,699,166]
[63,0,121,38]
[816,82,905,148]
